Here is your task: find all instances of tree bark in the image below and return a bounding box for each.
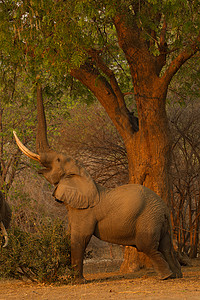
[120,88,172,272]
[126,91,171,203]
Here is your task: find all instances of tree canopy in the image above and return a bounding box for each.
[1,0,199,87]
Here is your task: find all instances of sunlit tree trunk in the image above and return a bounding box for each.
[120,88,172,272]
[126,92,171,202]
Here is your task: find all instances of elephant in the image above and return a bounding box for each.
[0,191,12,248]
[13,131,182,282]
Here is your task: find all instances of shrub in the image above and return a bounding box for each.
[0,218,72,284]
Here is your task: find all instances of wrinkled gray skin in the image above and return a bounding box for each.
[46,154,182,282]
[13,140,182,282]
[0,191,11,247]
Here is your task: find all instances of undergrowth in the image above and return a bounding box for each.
[0,218,72,284]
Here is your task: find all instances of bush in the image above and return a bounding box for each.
[56,103,128,187]
[0,218,72,284]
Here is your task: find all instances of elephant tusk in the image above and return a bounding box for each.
[3,235,8,248]
[0,221,9,248]
[13,131,41,162]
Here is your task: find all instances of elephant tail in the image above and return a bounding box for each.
[165,213,175,249]
[165,214,176,255]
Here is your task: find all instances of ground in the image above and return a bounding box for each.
[0,242,200,300]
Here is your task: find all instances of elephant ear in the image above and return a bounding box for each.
[53,167,100,209]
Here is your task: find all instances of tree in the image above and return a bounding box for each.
[1,0,199,271]
[0,66,36,195]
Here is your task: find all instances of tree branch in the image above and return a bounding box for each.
[161,33,200,86]
[155,19,168,76]
[159,19,167,49]
[70,62,136,140]
[87,49,125,108]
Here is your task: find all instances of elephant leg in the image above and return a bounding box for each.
[146,249,173,280]
[159,233,182,278]
[70,232,92,283]
[136,234,173,279]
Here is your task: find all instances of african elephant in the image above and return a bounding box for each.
[0,191,11,247]
[13,131,182,282]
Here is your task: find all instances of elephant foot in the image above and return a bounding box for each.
[161,268,183,280]
[159,267,183,280]
[171,271,183,279]
[159,271,174,280]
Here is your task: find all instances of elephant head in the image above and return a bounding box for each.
[13,86,99,209]
[13,131,99,209]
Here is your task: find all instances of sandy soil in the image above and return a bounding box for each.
[0,255,200,300]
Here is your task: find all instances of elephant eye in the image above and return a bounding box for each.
[57,158,60,162]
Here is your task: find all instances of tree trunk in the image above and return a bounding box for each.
[120,246,153,273]
[127,94,171,202]
[120,87,172,272]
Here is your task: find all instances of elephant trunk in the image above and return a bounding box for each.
[36,84,51,155]
[13,84,55,165]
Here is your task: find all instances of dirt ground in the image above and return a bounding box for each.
[0,243,200,300]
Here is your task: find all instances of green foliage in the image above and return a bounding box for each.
[0,219,72,284]
[1,0,199,108]
[168,53,200,106]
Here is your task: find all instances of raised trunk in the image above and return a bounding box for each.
[36,84,51,154]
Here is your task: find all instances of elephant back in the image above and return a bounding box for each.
[101,184,169,224]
